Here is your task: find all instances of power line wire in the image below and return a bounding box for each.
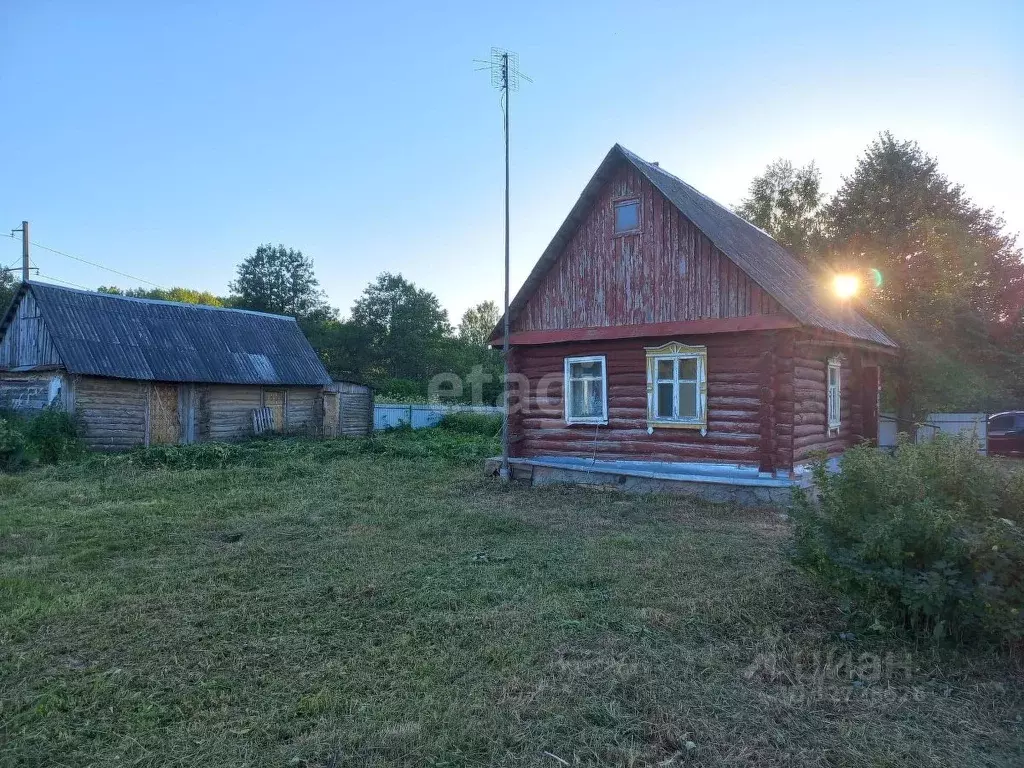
[2,232,163,288]
[35,273,90,290]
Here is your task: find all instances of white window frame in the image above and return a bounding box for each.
[644,342,708,435]
[563,355,608,425]
[827,356,842,434]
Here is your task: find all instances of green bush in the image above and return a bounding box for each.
[791,434,1024,643]
[437,411,502,437]
[0,417,27,470]
[23,407,83,464]
[0,408,82,470]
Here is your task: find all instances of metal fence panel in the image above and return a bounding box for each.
[879,412,987,453]
[374,404,504,431]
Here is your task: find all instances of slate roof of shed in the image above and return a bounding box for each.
[0,282,332,386]
[498,144,896,347]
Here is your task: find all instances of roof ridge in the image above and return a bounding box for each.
[617,145,780,243]
[26,281,298,322]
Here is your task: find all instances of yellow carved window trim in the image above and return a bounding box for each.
[644,342,708,435]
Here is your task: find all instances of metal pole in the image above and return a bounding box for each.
[21,221,29,282]
[500,54,511,482]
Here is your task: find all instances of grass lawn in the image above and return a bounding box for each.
[1,434,1021,767]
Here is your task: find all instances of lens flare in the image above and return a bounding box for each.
[832,274,860,300]
[869,268,884,289]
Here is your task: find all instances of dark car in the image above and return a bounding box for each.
[988,411,1024,457]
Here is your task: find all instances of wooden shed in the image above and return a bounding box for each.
[491,145,897,497]
[0,282,334,450]
[323,380,373,437]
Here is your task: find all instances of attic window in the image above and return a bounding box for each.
[613,199,640,234]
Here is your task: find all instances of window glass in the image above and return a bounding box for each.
[677,382,698,419]
[614,200,639,233]
[570,360,602,379]
[656,383,674,418]
[990,415,1014,431]
[678,358,698,380]
[657,359,674,380]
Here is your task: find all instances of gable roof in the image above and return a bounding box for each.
[498,144,895,347]
[0,282,332,386]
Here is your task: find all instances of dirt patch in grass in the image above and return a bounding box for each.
[1,438,1021,767]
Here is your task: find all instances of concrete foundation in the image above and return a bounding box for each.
[485,455,810,508]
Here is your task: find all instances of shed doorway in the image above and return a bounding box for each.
[263,389,286,433]
[149,383,181,445]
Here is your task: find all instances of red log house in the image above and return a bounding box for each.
[490,144,897,498]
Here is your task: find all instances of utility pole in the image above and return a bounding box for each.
[8,221,30,282]
[20,221,29,282]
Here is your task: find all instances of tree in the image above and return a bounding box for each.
[229,244,333,320]
[0,267,16,311]
[457,300,499,345]
[350,273,452,382]
[735,159,825,260]
[298,316,373,381]
[827,133,1023,325]
[98,285,225,306]
[825,132,1024,417]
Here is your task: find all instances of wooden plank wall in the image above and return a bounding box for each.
[74,376,147,451]
[507,333,768,465]
[0,292,61,369]
[513,165,786,333]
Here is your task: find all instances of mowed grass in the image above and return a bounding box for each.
[1,436,1021,767]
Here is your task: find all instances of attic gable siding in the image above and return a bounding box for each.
[512,165,786,333]
[0,291,62,370]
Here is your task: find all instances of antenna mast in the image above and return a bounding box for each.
[482,48,530,482]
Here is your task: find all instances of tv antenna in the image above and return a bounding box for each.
[477,47,531,483]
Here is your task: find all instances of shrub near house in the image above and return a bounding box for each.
[791,434,1024,643]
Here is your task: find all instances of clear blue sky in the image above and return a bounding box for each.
[1,1,1021,323]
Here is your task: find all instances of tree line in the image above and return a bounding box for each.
[96,245,504,403]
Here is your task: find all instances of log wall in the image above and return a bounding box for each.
[513,164,786,333]
[74,376,148,451]
[198,385,263,442]
[789,336,882,463]
[508,331,885,471]
[285,388,322,435]
[508,333,770,465]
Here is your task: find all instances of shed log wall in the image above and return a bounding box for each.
[513,165,787,333]
[285,388,322,435]
[508,334,768,465]
[198,385,263,442]
[74,376,147,451]
[0,292,61,369]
